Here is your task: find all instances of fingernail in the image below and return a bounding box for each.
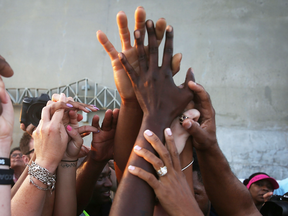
[194,82,197,85]
[147,20,153,28]
[128,165,135,171]
[118,52,123,59]
[134,145,142,151]
[144,129,153,136]
[92,105,99,110]
[184,121,192,129]
[135,30,141,39]
[66,103,73,108]
[165,128,172,136]
[196,122,200,126]
[85,107,92,112]
[67,125,72,131]
[167,25,172,32]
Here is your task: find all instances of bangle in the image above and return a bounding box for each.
[0,169,14,185]
[61,159,78,162]
[181,159,194,171]
[27,161,56,192]
[0,158,10,166]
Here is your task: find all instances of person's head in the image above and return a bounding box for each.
[192,150,211,216]
[243,172,279,207]
[10,147,25,169]
[19,132,34,163]
[90,164,113,205]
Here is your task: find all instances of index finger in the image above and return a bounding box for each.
[0,55,14,77]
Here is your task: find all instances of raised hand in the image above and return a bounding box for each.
[90,109,119,162]
[119,20,194,126]
[182,82,217,150]
[97,7,182,103]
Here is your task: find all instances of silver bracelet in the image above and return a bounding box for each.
[181,159,194,171]
[27,161,56,192]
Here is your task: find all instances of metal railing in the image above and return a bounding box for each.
[6,78,121,110]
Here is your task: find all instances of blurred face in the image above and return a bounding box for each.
[193,171,211,216]
[22,139,35,164]
[10,150,25,169]
[249,179,273,205]
[91,164,112,204]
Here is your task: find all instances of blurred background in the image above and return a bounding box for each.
[0,0,287,179]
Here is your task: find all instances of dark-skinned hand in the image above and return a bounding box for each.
[119,20,194,126]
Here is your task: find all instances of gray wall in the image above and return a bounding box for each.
[1,0,287,179]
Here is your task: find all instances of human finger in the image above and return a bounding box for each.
[91,114,100,129]
[76,125,99,135]
[155,18,167,46]
[164,128,181,172]
[171,53,182,75]
[97,30,120,64]
[20,123,26,131]
[134,6,146,40]
[146,20,158,69]
[26,124,36,135]
[77,145,90,158]
[188,81,214,113]
[66,125,83,149]
[116,11,131,50]
[143,130,173,171]
[134,30,148,72]
[133,145,165,172]
[111,108,119,130]
[0,55,14,77]
[128,165,161,190]
[183,68,196,89]
[51,94,65,124]
[67,100,99,113]
[162,25,173,69]
[101,109,113,131]
[118,52,138,83]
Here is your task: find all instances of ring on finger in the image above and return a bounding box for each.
[157,166,168,177]
[179,114,189,125]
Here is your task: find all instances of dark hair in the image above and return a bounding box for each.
[243,172,270,186]
[192,148,203,183]
[10,147,21,157]
[19,132,32,155]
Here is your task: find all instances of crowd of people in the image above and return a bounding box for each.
[0,6,287,216]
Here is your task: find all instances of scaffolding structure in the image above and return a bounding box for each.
[6,78,121,110]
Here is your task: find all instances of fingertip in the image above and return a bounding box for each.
[128,165,135,171]
[67,125,72,131]
[183,120,192,129]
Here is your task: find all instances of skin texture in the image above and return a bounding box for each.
[181,82,261,216]
[109,20,194,216]
[0,55,13,216]
[97,6,182,181]
[128,129,204,216]
[249,180,273,210]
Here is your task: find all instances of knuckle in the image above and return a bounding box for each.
[165,48,173,54]
[162,151,170,160]
[149,46,158,54]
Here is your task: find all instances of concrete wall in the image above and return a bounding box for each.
[1,0,287,179]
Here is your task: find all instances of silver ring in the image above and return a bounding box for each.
[179,114,189,125]
[157,166,167,177]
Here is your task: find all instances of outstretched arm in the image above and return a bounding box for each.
[182,81,260,216]
[110,20,194,216]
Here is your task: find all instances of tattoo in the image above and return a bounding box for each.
[140,210,148,216]
[60,162,77,168]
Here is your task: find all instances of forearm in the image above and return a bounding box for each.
[114,101,143,176]
[76,152,107,215]
[53,161,77,216]
[110,116,167,216]
[11,176,47,216]
[196,143,259,216]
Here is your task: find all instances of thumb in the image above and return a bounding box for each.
[182,119,208,147]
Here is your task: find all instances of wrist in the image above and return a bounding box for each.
[0,138,12,158]
[35,158,58,174]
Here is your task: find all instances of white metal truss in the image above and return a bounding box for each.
[6,78,121,110]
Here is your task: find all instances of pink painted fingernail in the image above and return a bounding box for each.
[165,128,172,136]
[67,125,72,131]
[144,129,153,136]
[92,105,99,110]
[66,103,73,108]
[128,165,135,171]
[134,145,142,151]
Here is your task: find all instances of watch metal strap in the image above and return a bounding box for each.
[0,169,14,185]
[0,158,10,166]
